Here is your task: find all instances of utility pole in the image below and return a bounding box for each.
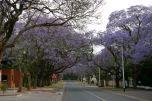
[121,45,125,92]
[98,67,101,86]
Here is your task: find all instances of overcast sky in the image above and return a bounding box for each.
[88,0,152,32]
[92,0,152,54]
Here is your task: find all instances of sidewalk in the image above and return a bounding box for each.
[102,87,152,101]
[30,87,63,95]
[0,89,19,96]
[0,88,63,101]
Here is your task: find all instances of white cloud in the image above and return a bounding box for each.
[101,0,152,31]
[87,0,152,32]
[93,45,105,54]
[92,0,152,53]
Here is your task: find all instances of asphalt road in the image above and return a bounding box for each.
[62,81,139,101]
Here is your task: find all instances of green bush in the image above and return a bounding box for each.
[0,83,7,94]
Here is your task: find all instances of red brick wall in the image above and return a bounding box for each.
[2,69,14,88]
[14,70,22,87]
[1,69,21,88]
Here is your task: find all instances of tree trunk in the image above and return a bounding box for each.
[115,69,120,88]
[0,48,3,84]
[18,68,23,92]
[0,48,3,64]
[125,74,129,88]
[32,76,37,89]
[27,75,31,90]
[132,65,139,88]
[132,73,138,88]
[115,75,120,88]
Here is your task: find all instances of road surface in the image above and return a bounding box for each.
[0,81,150,101]
[62,81,140,101]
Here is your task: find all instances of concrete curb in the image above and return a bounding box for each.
[0,93,22,97]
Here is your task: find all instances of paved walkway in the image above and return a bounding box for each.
[0,88,63,101]
[0,89,18,96]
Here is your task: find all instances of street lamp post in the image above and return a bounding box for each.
[98,67,101,86]
[121,45,125,92]
[112,42,125,92]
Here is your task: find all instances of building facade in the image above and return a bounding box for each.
[0,69,21,88]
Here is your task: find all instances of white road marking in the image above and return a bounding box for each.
[85,91,106,101]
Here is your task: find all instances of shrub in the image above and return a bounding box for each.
[0,83,7,94]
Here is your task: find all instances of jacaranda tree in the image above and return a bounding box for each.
[95,5,152,87]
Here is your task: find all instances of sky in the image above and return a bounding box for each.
[92,0,152,54]
[88,0,152,32]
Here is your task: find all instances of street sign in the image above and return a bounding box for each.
[52,74,57,80]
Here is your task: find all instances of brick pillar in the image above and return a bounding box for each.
[2,69,14,88]
[10,69,14,88]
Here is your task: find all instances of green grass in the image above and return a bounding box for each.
[48,81,64,89]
